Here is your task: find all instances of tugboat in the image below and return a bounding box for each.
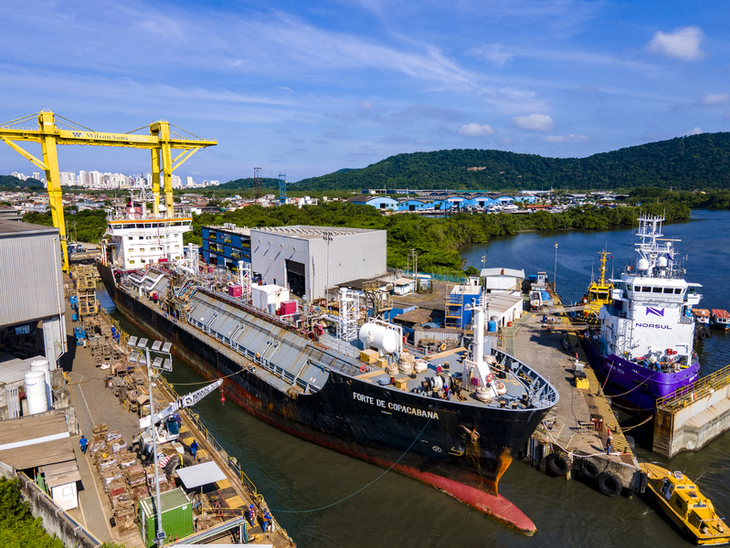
[641,462,730,545]
[576,250,613,324]
[711,309,730,331]
[582,215,703,411]
[692,309,712,340]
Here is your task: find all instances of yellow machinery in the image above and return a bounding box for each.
[0,111,217,271]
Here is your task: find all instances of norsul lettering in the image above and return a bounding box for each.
[635,323,671,330]
[352,391,439,420]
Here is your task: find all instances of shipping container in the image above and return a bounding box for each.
[139,488,193,547]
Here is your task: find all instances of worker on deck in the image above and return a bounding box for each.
[249,504,256,527]
[190,439,198,459]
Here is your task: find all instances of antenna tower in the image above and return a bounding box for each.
[278,172,287,204]
[254,167,262,199]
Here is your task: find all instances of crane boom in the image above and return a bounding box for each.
[140,378,223,429]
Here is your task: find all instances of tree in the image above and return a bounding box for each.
[0,477,64,548]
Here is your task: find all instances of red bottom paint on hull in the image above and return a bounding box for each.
[221,373,537,535]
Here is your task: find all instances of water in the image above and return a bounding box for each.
[100,209,730,548]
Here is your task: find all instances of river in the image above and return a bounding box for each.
[100,209,730,548]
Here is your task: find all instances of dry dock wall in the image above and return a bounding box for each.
[654,385,730,458]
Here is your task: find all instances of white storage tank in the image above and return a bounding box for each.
[25,370,48,415]
[359,322,398,355]
[31,358,52,408]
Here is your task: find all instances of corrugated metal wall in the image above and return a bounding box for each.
[251,229,386,300]
[0,231,64,325]
[309,230,386,298]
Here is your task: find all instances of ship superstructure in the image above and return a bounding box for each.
[102,189,191,270]
[584,215,703,410]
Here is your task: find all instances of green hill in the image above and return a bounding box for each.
[0,175,43,189]
[290,132,730,192]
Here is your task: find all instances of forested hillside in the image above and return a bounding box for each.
[0,175,43,189]
[291,133,730,192]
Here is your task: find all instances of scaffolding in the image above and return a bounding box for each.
[337,288,360,342]
[363,280,392,319]
[238,260,252,303]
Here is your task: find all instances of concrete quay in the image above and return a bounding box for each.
[504,311,644,497]
[62,280,295,547]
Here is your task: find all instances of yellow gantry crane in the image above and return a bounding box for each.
[0,111,217,271]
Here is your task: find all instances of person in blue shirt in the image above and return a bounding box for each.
[79,435,88,454]
[190,439,198,459]
[262,510,272,532]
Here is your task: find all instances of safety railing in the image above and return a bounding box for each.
[656,363,730,411]
[156,376,264,503]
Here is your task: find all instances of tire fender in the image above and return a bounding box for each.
[597,471,622,497]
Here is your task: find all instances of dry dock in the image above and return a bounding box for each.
[505,311,644,496]
[653,363,730,458]
[63,277,294,547]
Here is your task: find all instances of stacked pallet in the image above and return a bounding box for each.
[100,464,123,493]
[125,464,146,488]
[116,451,137,470]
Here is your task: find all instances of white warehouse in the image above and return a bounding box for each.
[250,225,387,301]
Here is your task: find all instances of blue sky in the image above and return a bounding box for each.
[1,0,729,183]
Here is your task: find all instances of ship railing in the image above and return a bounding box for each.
[157,376,265,503]
[656,363,730,411]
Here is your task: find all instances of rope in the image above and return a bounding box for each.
[271,413,436,514]
[619,414,654,432]
[600,360,614,391]
[541,421,613,458]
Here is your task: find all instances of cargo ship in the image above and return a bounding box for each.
[97,201,558,534]
[582,215,702,411]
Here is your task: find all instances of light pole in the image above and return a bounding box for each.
[128,336,172,547]
[553,243,558,294]
[323,232,333,304]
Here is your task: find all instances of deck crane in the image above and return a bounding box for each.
[139,378,223,450]
[0,111,217,272]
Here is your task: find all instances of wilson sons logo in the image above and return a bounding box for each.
[70,131,130,141]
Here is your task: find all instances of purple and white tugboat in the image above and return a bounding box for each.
[583,215,703,412]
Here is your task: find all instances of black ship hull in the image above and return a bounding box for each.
[99,263,552,533]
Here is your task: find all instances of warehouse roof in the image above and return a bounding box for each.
[0,415,77,472]
[0,219,58,237]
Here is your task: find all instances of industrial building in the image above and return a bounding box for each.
[250,225,387,300]
[201,223,252,268]
[0,220,66,367]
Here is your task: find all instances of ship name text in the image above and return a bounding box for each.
[353,391,439,420]
[635,323,671,330]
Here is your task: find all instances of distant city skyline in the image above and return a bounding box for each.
[1,1,729,182]
[10,170,220,190]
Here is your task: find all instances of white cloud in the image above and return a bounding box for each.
[512,113,554,131]
[647,26,704,61]
[688,127,702,135]
[543,134,590,143]
[458,123,495,137]
[701,93,730,105]
[472,44,513,67]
